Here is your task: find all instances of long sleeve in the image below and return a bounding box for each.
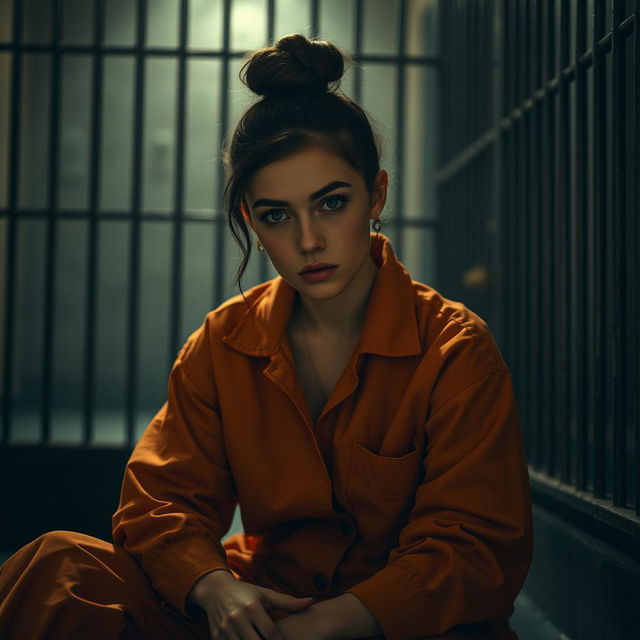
[111,319,238,617]
[345,368,533,639]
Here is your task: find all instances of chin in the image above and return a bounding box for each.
[301,280,350,300]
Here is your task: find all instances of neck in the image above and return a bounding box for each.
[295,251,379,337]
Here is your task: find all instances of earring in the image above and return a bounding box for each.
[372,218,384,232]
[256,240,265,252]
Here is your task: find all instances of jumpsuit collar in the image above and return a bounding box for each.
[222,233,422,359]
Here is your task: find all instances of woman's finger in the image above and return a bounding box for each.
[251,605,285,640]
[209,618,243,640]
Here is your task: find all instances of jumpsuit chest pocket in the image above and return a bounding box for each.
[347,437,425,550]
[347,437,424,501]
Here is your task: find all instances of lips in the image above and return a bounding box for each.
[299,263,337,275]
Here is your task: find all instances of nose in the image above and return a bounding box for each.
[297,215,324,255]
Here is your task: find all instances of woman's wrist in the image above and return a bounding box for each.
[188,568,234,606]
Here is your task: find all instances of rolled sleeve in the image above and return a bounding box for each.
[346,370,533,639]
[111,318,238,616]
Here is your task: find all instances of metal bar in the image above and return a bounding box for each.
[520,0,532,463]
[517,115,530,463]
[0,42,440,66]
[529,0,541,463]
[125,0,147,446]
[503,125,514,381]
[354,0,363,102]
[574,0,589,492]
[529,468,640,549]
[556,0,571,484]
[516,0,528,430]
[434,0,447,295]
[82,0,103,446]
[546,0,556,83]
[505,0,513,112]
[531,98,542,469]
[453,2,461,153]
[394,0,406,257]
[610,0,626,507]
[41,0,64,445]
[258,0,275,285]
[634,0,640,517]
[214,0,231,305]
[519,0,527,101]
[541,0,557,477]
[1,0,23,445]
[592,0,606,498]
[310,0,319,39]
[0,209,225,221]
[532,0,541,91]
[491,0,505,374]
[168,0,188,369]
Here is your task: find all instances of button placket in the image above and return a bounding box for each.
[313,573,328,590]
[340,520,354,536]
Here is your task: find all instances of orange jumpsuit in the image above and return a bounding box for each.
[0,233,533,639]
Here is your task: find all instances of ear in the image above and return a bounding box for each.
[368,170,388,220]
[240,201,256,232]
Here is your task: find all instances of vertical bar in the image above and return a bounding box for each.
[527,0,541,467]
[518,0,530,104]
[310,0,319,39]
[1,0,23,444]
[83,0,103,445]
[168,0,188,366]
[125,0,147,446]
[502,0,510,115]
[354,1,363,104]
[521,0,531,458]
[546,0,556,82]
[610,0,626,506]
[541,0,557,476]
[435,0,447,292]
[259,0,276,284]
[556,0,571,483]
[531,98,543,469]
[491,0,505,363]
[267,0,275,45]
[574,0,589,491]
[634,0,640,517]
[214,0,231,306]
[592,0,607,498]
[517,0,530,451]
[532,0,541,92]
[41,0,64,445]
[518,114,531,460]
[395,0,406,257]
[503,125,514,377]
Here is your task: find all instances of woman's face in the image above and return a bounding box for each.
[244,145,387,301]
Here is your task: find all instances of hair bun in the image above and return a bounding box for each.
[242,33,347,98]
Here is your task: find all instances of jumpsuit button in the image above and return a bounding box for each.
[313,573,328,590]
[340,521,354,536]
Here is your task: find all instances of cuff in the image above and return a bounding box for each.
[145,533,230,618]
[345,561,432,640]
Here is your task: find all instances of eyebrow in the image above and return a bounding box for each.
[252,181,352,209]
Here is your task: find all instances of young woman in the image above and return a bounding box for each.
[0,34,533,640]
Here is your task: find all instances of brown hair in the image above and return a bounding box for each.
[221,33,383,290]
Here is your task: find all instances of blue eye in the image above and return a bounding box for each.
[261,209,288,225]
[321,194,349,212]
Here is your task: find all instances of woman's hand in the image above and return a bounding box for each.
[274,607,334,640]
[187,568,314,640]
